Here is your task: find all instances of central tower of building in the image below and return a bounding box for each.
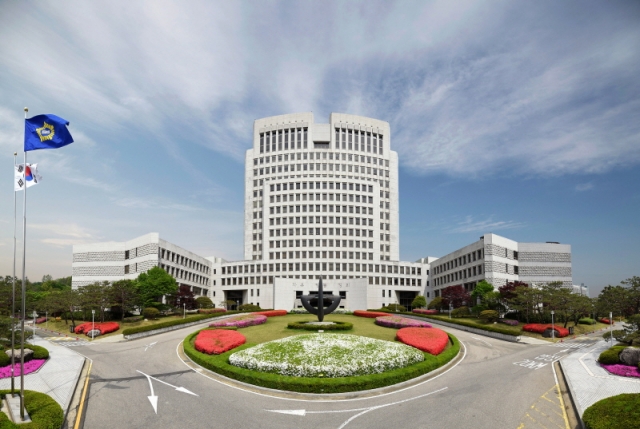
[244,112,400,270]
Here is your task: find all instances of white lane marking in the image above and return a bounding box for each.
[144,341,157,352]
[176,340,467,403]
[470,336,492,347]
[266,387,448,429]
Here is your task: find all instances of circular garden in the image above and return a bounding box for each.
[183,312,459,393]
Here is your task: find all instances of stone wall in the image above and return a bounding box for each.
[72,266,124,276]
[73,251,124,262]
[519,266,572,277]
[519,252,571,262]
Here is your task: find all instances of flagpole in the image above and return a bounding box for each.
[19,107,27,421]
[11,152,17,395]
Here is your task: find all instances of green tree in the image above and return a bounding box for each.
[621,276,640,315]
[136,267,178,308]
[597,285,630,320]
[110,279,139,320]
[195,296,214,309]
[79,282,113,322]
[471,280,494,305]
[411,295,426,309]
[427,296,442,310]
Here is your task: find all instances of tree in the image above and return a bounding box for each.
[471,280,494,305]
[411,295,426,309]
[110,280,139,320]
[196,296,214,309]
[499,281,528,302]
[427,296,443,310]
[79,282,112,322]
[170,285,197,310]
[441,285,470,308]
[136,267,178,308]
[597,285,630,319]
[621,276,640,315]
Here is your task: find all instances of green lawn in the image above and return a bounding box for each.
[238,314,399,343]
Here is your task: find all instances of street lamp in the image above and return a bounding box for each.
[236,300,239,311]
[31,311,37,337]
[609,311,613,342]
[91,310,95,340]
[183,303,186,319]
[449,303,453,319]
[45,311,48,331]
[551,310,555,340]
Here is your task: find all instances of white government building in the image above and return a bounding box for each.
[72,113,579,310]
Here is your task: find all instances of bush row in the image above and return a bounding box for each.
[582,393,640,429]
[182,330,460,394]
[396,327,449,355]
[194,329,246,355]
[522,324,569,338]
[598,346,627,365]
[0,344,50,367]
[0,390,63,428]
[121,312,239,336]
[408,313,521,336]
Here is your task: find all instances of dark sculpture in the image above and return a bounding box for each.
[300,277,341,322]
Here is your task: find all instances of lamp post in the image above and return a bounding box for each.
[236,300,239,311]
[31,311,37,337]
[45,311,48,331]
[91,310,95,340]
[551,310,555,340]
[610,311,613,341]
[183,303,186,319]
[449,303,453,319]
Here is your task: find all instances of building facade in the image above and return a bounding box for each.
[429,233,573,298]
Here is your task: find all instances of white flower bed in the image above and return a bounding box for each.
[228,333,424,377]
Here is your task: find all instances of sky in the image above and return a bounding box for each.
[0,0,638,296]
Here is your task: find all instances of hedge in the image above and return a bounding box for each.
[598,346,626,365]
[582,393,640,429]
[183,329,460,393]
[122,312,239,336]
[0,390,63,428]
[408,313,520,336]
[287,321,353,331]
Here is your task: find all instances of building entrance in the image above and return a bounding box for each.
[398,291,418,311]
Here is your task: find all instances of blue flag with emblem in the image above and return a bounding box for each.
[24,114,74,151]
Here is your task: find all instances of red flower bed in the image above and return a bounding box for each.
[198,308,227,314]
[397,327,449,355]
[35,317,47,324]
[74,321,120,336]
[599,318,612,324]
[412,309,438,315]
[354,310,389,318]
[195,329,246,355]
[522,323,569,338]
[254,310,287,317]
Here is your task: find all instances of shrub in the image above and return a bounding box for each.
[122,312,237,336]
[498,319,519,326]
[194,329,246,355]
[254,310,287,317]
[209,314,267,328]
[603,330,626,342]
[413,309,438,315]
[0,390,64,428]
[195,296,214,309]
[582,393,640,429]
[451,306,470,318]
[384,304,407,312]
[522,323,569,338]
[411,295,427,309]
[410,313,520,336]
[427,296,442,310]
[598,346,626,365]
[0,352,10,367]
[375,316,432,329]
[579,318,596,325]
[397,327,450,355]
[479,310,499,323]
[75,322,119,336]
[198,308,227,314]
[287,321,353,331]
[24,344,49,360]
[238,304,261,312]
[143,307,160,320]
[599,318,612,324]
[353,310,389,318]
[35,317,47,324]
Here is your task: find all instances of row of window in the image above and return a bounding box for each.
[159,248,210,274]
[256,163,389,177]
[269,181,375,193]
[270,239,374,248]
[265,215,382,226]
[432,249,484,275]
[268,201,375,215]
[159,264,209,286]
[260,128,308,153]
[254,179,391,191]
[434,264,484,286]
[255,152,389,166]
[269,227,376,237]
[222,262,421,276]
[335,128,384,155]
[222,275,420,287]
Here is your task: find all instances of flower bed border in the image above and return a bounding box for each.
[353,310,389,318]
[287,321,353,331]
[375,315,432,329]
[183,329,460,393]
[254,310,288,317]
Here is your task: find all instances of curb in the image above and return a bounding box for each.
[62,359,91,429]
[177,337,465,400]
[556,360,586,429]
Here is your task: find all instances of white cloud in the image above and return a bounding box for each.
[447,216,525,234]
[575,183,594,192]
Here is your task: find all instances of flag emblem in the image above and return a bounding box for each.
[25,165,33,181]
[14,163,41,191]
[36,122,55,142]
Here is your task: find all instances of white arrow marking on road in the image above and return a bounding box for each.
[144,373,158,414]
[144,341,157,352]
[137,370,199,414]
[265,386,447,428]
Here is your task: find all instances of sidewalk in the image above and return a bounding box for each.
[0,335,86,411]
[560,337,640,417]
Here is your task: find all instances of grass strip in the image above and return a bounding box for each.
[183,329,460,393]
[406,313,521,336]
[122,311,239,336]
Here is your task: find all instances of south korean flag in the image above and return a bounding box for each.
[14,163,41,191]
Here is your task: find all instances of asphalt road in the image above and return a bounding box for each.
[53,322,598,429]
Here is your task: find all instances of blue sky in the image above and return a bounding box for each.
[0,1,638,296]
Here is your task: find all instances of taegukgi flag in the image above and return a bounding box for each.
[14,163,41,191]
[24,114,74,151]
